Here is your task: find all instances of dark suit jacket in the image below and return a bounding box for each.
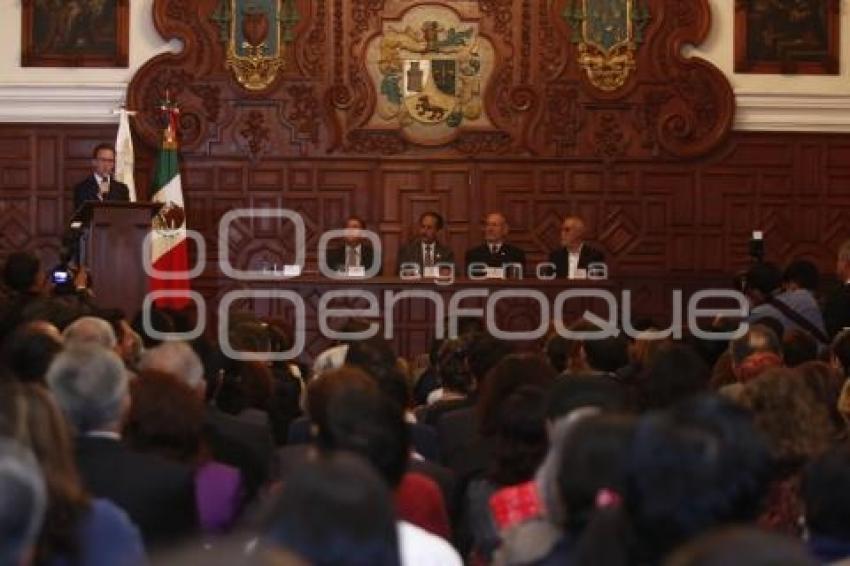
[465,243,526,273]
[824,283,850,339]
[436,406,493,483]
[72,175,131,212]
[325,244,379,272]
[397,239,455,273]
[549,244,606,278]
[74,436,196,546]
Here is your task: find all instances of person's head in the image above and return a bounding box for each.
[578,395,771,565]
[738,368,834,470]
[555,414,636,533]
[488,385,550,487]
[0,322,63,385]
[0,383,90,563]
[314,388,410,489]
[124,370,204,463]
[641,344,710,411]
[0,438,46,566]
[46,345,129,434]
[96,308,136,366]
[729,324,783,382]
[343,215,366,246]
[783,259,820,292]
[665,526,816,566]
[836,239,850,281]
[306,367,377,429]
[345,337,398,382]
[467,332,512,388]
[580,334,630,374]
[417,211,444,244]
[477,354,556,437]
[560,216,587,250]
[743,262,782,305]
[434,335,474,396]
[802,446,850,542]
[2,251,46,295]
[782,328,818,368]
[137,340,206,397]
[263,453,401,566]
[483,212,508,244]
[91,143,115,178]
[217,361,275,415]
[62,316,117,350]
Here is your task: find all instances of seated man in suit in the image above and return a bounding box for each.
[72,143,130,212]
[549,215,605,279]
[397,211,455,274]
[325,215,379,273]
[465,212,525,274]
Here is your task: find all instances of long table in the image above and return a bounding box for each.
[212,274,735,362]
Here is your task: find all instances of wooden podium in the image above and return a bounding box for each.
[71,202,162,311]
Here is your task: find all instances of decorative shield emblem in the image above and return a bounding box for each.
[563,0,650,92]
[369,6,494,144]
[210,0,300,91]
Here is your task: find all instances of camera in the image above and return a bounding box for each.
[50,266,72,285]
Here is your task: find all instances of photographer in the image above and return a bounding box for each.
[0,251,92,342]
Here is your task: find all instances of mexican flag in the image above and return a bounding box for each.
[149,106,190,309]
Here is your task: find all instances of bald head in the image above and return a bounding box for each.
[62,316,117,350]
[484,212,508,244]
[561,216,587,250]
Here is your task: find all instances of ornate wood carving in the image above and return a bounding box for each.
[125,0,730,161]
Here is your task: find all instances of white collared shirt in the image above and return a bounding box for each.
[567,244,583,278]
[421,241,436,265]
[345,243,362,268]
[94,173,110,198]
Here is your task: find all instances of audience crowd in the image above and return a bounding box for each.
[3,246,850,565]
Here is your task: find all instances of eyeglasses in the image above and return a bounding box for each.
[96,158,115,163]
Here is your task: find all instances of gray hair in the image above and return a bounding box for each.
[138,341,205,391]
[46,345,128,433]
[62,316,117,350]
[0,438,47,566]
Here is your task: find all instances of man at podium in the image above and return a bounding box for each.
[72,143,130,212]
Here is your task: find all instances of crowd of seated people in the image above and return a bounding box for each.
[5,245,850,566]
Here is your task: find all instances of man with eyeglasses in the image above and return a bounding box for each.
[72,143,130,212]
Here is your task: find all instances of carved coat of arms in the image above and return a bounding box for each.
[564,0,650,92]
[368,7,493,144]
[210,0,300,91]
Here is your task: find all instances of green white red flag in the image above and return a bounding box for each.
[149,100,190,309]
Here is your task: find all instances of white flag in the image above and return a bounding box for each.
[114,108,136,201]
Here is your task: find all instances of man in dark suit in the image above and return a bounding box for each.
[465,212,526,275]
[46,345,196,546]
[72,143,130,212]
[549,215,606,278]
[397,211,455,274]
[824,240,850,339]
[325,215,380,273]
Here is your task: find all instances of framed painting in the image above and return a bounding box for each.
[734,0,839,74]
[21,0,129,67]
